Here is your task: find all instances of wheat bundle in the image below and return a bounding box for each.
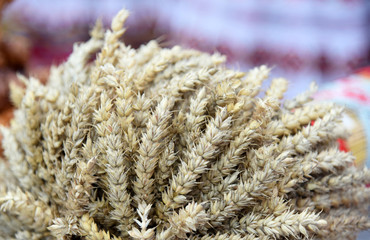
[0,9,369,240]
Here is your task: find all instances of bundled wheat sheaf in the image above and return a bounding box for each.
[0,9,369,240]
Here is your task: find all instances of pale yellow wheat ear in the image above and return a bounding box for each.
[9,80,24,108]
[0,7,368,240]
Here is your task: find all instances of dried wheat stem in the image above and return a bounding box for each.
[284,82,318,110]
[134,40,160,66]
[79,214,123,240]
[208,151,291,227]
[190,233,264,240]
[64,157,97,217]
[277,107,344,155]
[128,202,155,240]
[156,140,178,191]
[62,86,97,187]
[318,215,370,238]
[237,209,326,239]
[101,117,134,236]
[56,37,103,89]
[161,108,232,211]
[294,185,370,211]
[133,98,174,205]
[241,65,271,98]
[310,148,355,175]
[48,216,79,239]
[303,167,369,193]
[0,127,43,196]
[134,51,170,92]
[264,77,288,101]
[158,202,208,239]
[94,9,129,67]
[0,188,55,233]
[181,87,210,149]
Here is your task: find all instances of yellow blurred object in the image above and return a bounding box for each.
[344,110,367,167]
[315,67,370,168]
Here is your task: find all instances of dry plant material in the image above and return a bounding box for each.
[0,9,369,240]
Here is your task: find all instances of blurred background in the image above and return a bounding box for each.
[1,0,369,94]
[0,0,369,238]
